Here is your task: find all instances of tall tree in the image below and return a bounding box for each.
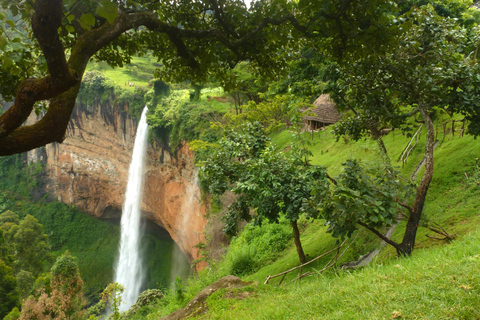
[0,259,19,320]
[0,229,19,319]
[311,4,480,256]
[13,215,50,276]
[0,0,416,156]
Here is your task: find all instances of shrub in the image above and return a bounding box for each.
[4,307,20,320]
[223,219,292,276]
[228,248,257,277]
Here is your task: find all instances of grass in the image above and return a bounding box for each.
[5,59,480,317]
[195,230,480,319]
[87,55,160,88]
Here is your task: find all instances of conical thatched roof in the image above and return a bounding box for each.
[303,94,341,124]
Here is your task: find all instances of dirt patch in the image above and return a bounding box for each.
[209,96,230,103]
[223,290,256,301]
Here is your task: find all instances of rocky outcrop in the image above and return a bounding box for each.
[27,101,207,265]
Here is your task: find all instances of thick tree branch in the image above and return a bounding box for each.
[32,0,71,82]
[397,201,413,215]
[0,0,78,141]
[0,4,302,156]
[326,173,337,185]
[208,0,241,39]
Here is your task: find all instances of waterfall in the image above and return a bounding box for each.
[114,107,149,311]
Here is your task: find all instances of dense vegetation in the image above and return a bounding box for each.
[0,154,190,316]
[120,127,480,319]
[2,0,480,319]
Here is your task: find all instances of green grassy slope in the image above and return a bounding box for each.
[256,128,480,280]
[136,127,480,319]
[87,55,160,88]
[197,230,480,320]
[188,129,480,319]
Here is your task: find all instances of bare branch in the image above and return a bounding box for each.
[265,238,348,285]
[356,220,402,251]
[326,172,338,185]
[397,201,413,215]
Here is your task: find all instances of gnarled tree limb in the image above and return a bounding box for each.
[0,2,307,156]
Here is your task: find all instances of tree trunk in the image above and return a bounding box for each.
[370,126,392,167]
[291,220,306,264]
[397,106,435,256]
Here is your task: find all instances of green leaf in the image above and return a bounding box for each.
[10,67,21,76]
[65,25,75,33]
[6,20,15,28]
[78,20,90,31]
[80,13,95,28]
[2,57,13,69]
[97,0,118,23]
[9,42,25,51]
[0,36,7,50]
[67,14,75,22]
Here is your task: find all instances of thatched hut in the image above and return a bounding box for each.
[303,94,341,130]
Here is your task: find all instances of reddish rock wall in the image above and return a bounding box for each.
[28,102,207,265]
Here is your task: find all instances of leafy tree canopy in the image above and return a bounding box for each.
[201,122,327,263]
[0,0,429,156]
[12,214,51,276]
[0,0,301,155]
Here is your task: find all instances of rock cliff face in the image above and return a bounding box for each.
[28,101,207,265]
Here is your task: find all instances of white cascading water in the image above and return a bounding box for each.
[114,106,149,311]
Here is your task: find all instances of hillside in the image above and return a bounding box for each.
[121,117,480,319]
[73,59,480,316]
[2,70,479,318]
[2,1,480,319]
[195,230,480,319]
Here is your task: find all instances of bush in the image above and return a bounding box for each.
[146,89,225,152]
[3,307,20,320]
[77,71,115,107]
[228,249,257,277]
[222,219,292,276]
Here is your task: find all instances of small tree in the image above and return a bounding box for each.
[201,122,327,264]
[0,211,20,253]
[50,252,86,319]
[20,252,86,320]
[101,282,124,320]
[13,215,51,276]
[313,5,480,256]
